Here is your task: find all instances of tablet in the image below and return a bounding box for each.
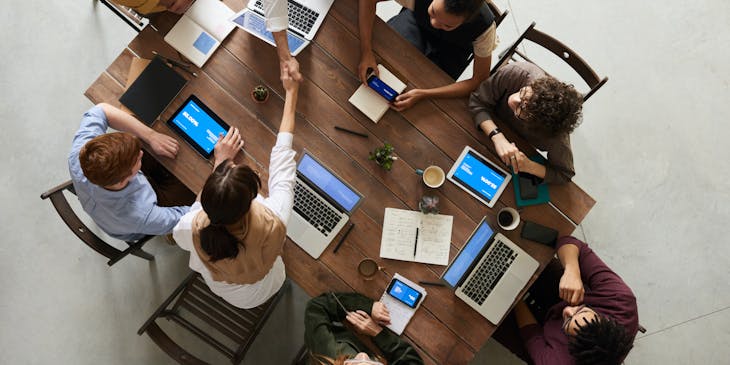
[447,146,511,208]
[166,95,230,159]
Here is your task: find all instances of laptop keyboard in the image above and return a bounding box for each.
[462,240,518,305]
[293,180,342,236]
[254,0,320,35]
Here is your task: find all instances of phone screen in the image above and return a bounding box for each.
[367,74,399,102]
[387,278,423,308]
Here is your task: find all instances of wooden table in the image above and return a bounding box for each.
[86,1,595,363]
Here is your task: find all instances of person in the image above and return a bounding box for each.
[68,103,195,241]
[111,0,302,82]
[171,75,299,309]
[469,62,584,184]
[358,0,497,111]
[511,236,638,365]
[305,292,424,365]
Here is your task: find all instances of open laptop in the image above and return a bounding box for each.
[287,151,363,259]
[441,217,539,324]
[230,0,335,56]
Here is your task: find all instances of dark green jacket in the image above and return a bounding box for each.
[304,292,424,365]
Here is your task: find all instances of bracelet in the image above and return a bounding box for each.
[487,128,502,139]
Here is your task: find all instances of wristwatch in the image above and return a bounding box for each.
[487,127,502,139]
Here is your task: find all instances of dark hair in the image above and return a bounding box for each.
[443,0,482,18]
[569,316,634,365]
[79,132,141,186]
[310,353,388,365]
[524,77,583,136]
[199,160,261,262]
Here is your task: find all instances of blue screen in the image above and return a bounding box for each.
[367,76,398,102]
[452,151,507,202]
[171,99,227,154]
[298,154,361,212]
[443,221,494,287]
[231,12,307,53]
[388,279,422,308]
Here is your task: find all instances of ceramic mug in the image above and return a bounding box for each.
[497,207,520,231]
[415,165,445,188]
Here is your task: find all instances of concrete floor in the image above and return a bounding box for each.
[1,0,729,364]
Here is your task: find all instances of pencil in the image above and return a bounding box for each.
[335,126,369,138]
[332,223,355,253]
[418,281,446,287]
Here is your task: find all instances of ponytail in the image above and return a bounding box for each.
[199,224,239,261]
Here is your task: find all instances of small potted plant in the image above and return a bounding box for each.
[419,195,440,214]
[251,85,269,103]
[369,143,397,171]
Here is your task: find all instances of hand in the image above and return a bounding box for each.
[371,302,391,326]
[346,310,383,337]
[391,89,424,111]
[559,267,585,305]
[280,57,303,83]
[358,51,378,83]
[213,127,244,167]
[168,0,194,14]
[282,68,301,94]
[147,131,179,159]
[492,134,519,168]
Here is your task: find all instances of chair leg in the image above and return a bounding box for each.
[108,235,155,266]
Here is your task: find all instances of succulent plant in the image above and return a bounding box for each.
[251,85,269,102]
[369,143,397,171]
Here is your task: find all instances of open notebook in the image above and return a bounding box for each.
[164,0,235,68]
[349,64,406,123]
[379,208,453,266]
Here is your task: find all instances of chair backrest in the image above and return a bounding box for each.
[98,0,148,32]
[138,272,289,364]
[40,180,154,266]
[491,22,608,102]
[486,1,509,27]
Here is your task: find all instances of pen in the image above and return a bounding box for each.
[334,126,369,138]
[152,51,198,77]
[332,223,355,253]
[413,227,419,258]
[418,281,445,287]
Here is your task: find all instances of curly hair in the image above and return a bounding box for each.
[79,132,141,186]
[523,77,583,136]
[569,316,634,365]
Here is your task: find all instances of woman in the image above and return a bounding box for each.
[304,292,424,365]
[172,78,299,308]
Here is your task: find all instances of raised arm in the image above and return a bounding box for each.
[263,0,303,82]
[97,103,180,159]
[358,0,383,83]
[279,76,300,133]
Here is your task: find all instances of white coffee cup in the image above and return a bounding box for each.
[497,207,520,231]
[416,165,445,188]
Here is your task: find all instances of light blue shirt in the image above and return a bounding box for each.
[68,106,189,241]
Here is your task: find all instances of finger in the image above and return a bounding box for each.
[512,155,520,173]
[571,291,581,305]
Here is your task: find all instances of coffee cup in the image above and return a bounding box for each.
[357,258,382,280]
[415,165,445,188]
[497,207,520,231]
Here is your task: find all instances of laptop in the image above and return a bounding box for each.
[287,151,363,259]
[230,0,335,56]
[441,217,539,324]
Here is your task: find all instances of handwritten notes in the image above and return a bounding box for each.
[380,208,452,265]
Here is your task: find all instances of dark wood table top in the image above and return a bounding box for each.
[85,1,594,363]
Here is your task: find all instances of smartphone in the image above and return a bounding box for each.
[518,173,539,200]
[521,220,558,247]
[366,72,399,102]
[386,277,423,308]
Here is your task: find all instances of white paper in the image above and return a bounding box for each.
[379,273,426,335]
[379,208,452,266]
[348,64,407,123]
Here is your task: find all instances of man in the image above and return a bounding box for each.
[112,0,302,82]
[512,236,638,365]
[469,62,583,184]
[68,103,194,241]
[358,0,497,110]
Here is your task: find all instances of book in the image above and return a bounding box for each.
[348,64,407,123]
[379,208,452,266]
[118,56,186,125]
[164,0,235,68]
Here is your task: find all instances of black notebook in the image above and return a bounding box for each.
[119,56,187,125]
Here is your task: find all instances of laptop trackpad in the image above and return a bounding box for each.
[486,273,525,323]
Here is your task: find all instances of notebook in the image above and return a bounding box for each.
[230,0,335,56]
[379,208,452,266]
[118,56,187,125]
[164,0,235,67]
[441,217,538,324]
[349,64,407,123]
[379,273,426,335]
[286,151,364,259]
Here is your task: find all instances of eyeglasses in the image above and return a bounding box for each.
[561,305,594,334]
[343,360,384,365]
[514,88,531,120]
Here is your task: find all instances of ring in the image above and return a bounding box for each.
[510,156,516,160]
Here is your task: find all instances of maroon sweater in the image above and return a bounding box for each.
[519,237,639,365]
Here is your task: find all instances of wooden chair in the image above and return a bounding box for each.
[487,1,509,27]
[97,0,148,32]
[138,272,289,364]
[491,22,608,102]
[40,180,155,266]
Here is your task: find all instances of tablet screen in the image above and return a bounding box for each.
[448,147,510,206]
[167,95,230,159]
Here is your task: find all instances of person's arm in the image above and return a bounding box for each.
[358,0,385,83]
[97,103,180,159]
[137,204,190,236]
[541,136,575,184]
[557,237,584,305]
[304,293,374,358]
[172,202,202,252]
[263,0,303,82]
[212,127,244,169]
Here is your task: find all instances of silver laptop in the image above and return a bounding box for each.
[230,0,335,56]
[287,151,363,259]
[441,217,539,324]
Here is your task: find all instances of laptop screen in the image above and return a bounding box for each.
[298,153,361,212]
[442,219,494,287]
[451,149,508,202]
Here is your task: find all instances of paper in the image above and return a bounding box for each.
[379,273,426,335]
[349,65,407,123]
[379,208,452,266]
